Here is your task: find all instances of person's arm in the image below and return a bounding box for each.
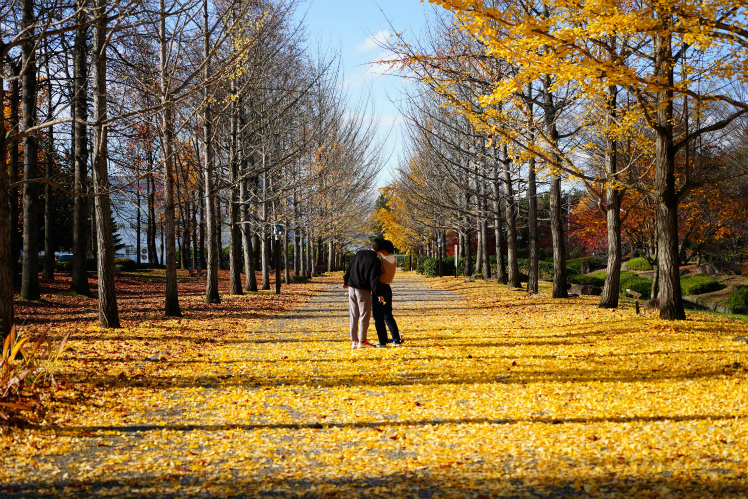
[343,255,354,288]
[369,257,381,297]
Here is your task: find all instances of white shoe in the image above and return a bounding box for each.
[351,341,360,349]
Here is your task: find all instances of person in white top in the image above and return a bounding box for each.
[372,240,403,347]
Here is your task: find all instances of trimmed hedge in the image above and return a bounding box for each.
[620,271,653,299]
[422,257,457,277]
[729,287,748,314]
[626,257,653,271]
[567,274,605,287]
[566,257,602,275]
[680,275,721,295]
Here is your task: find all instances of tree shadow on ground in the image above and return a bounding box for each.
[2,465,745,498]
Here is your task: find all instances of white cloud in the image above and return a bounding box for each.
[354,29,391,54]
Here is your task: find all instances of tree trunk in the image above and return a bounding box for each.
[70,21,91,296]
[600,85,622,308]
[261,226,270,290]
[527,156,539,294]
[654,30,685,320]
[228,75,242,295]
[327,239,333,273]
[543,75,568,298]
[241,178,257,292]
[501,144,521,288]
[492,176,506,284]
[9,63,21,276]
[284,230,290,283]
[475,219,483,277]
[0,63,15,338]
[20,0,41,301]
[526,83,539,294]
[203,0,219,303]
[42,56,55,281]
[147,173,158,267]
[463,225,472,277]
[160,0,181,315]
[91,0,120,328]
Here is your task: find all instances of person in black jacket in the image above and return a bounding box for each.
[343,238,385,348]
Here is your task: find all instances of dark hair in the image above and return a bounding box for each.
[384,240,395,253]
[371,238,386,252]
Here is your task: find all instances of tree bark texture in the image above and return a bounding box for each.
[600,85,622,308]
[654,30,685,320]
[92,0,120,328]
[0,64,15,337]
[501,145,521,288]
[9,65,21,274]
[71,6,91,295]
[160,0,181,315]
[543,75,568,299]
[203,0,219,303]
[20,0,41,301]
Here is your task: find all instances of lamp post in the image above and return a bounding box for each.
[437,237,443,278]
[274,225,283,294]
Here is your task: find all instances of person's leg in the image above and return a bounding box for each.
[382,285,401,343]
[348,287,360,342]
[372,294,388,345]
[355,288,372,343]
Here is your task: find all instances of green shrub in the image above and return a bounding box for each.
[566,257,599,275]
[291,274,309,283]
[422,258,437,277]
[620,271,652,299]
[473,273,484,280]
[441,256,457,276]
[415,258,426,275]
[680,275,721,295]
[627,257,653,271]
[567,274,605,287]
[729,287,748,314]
[115,258,137,272]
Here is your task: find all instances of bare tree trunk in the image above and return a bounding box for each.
[9,63,21,276]
[600,84,622,308]
[147,173,158,267]
[327,239,333,273]
[526,84,539,294]
[463,225,472,277]
[475,219,483,276]
[91,0,120,328]
[500,145,520,288]
[654,30,685,320]
[42,51,55,281]
[228,74,242,295]
[0,61,15,338]
[261,171,270,289]
[20,0,41,301]
[160,0,181,315]
[527,159,539,294]
[202,0,219,303]
[543,75,568,298]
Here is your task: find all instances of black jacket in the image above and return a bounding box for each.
[343,249,381,294]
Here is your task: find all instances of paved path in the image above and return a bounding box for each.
[3,273,470,499]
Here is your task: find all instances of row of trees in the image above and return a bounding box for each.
[1,0,382,337]
[378,1,748,320]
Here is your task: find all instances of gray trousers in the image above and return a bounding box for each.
[348,287,372,342]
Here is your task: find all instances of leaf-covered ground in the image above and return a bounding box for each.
[2,271,748,498]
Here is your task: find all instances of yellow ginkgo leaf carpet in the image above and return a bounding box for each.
[2,272,748,498]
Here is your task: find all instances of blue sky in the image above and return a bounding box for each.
[297,0,435,186]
